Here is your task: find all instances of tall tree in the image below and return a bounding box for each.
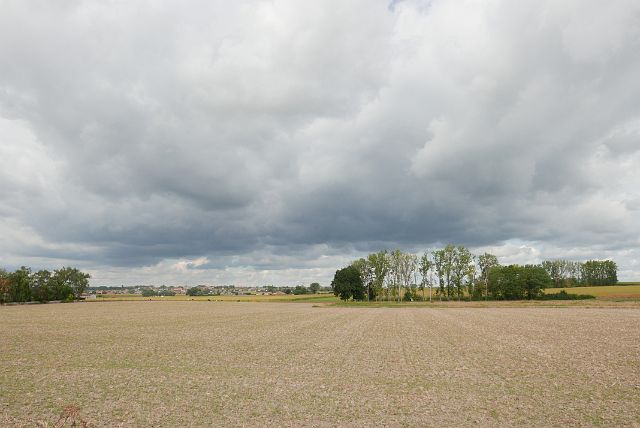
[541,260,564,287]
[432,245,456,298]
[581,260,618,286]
[351,258,372,301]
[53,267,91,299]
[605,260,618,285]
[367,251,389,301]
[9,266,32,303]
[0,268,10,304]
[419,251,434,302]
[31,269,53,302]
[451,245,473,300]
[432,249,446,300]
[387,249,404,302]
[398,252,417,301]
[521,265,551,299]
[466,259,477,299]
[331,266,365,301]
[478,253,499,299]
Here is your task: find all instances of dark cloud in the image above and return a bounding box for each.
[1,0,640,284]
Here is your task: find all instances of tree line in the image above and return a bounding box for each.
[0,266,91,304]
[183,283,324,296]
[540,259,617,287]
[331,246,617,301]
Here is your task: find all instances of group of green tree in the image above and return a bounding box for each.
[0,266,91,304]
[540,259,617,287]
[331,246,617,302]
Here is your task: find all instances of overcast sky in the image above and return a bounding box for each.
[1,0,640,286]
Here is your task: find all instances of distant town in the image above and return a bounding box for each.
[88,283,331,297]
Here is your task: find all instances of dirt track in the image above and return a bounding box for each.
[1,302,639,426]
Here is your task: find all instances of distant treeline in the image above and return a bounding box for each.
[183,283,326,296]
[331,246,617,301]
[0,266,91,304]
[87,283,331,296]
[541,259,617,287]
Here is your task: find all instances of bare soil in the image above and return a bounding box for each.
[1,302,639,427]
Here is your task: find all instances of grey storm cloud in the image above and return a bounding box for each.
[1,0,640,284]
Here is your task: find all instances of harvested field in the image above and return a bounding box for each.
[1,302,639,427]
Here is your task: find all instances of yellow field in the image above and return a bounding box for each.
[545,284,640,299]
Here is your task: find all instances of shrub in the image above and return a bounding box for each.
[540,290,595,300]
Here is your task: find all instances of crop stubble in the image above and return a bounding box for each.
[1,302,639,426]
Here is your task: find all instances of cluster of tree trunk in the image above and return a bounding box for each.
[541,260,617,287]
[331,247,618,302]
[340,245,491,302]
[0,266,90,304]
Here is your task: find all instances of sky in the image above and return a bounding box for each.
[1,0,640,286]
